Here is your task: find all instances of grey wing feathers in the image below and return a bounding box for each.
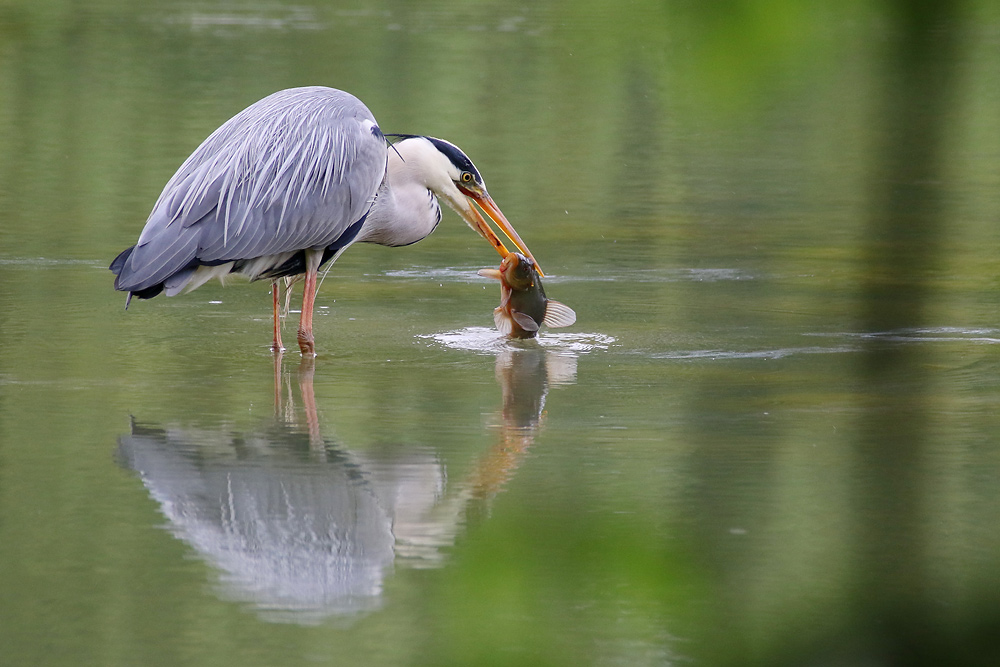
[115,87,386,292]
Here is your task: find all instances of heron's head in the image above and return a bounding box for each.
[388,136,542,275]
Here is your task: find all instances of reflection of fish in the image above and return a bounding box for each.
[478,253,576,338]
[115,347,575,624]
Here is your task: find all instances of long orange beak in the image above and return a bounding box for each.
[460,188,543,277]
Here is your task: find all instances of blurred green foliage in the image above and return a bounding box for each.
[2,1,1000,665]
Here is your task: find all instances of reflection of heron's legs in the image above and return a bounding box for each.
[272,351,319,440]
[271,351,299,424]
[271,280,285,352]
[273,346,283,416]
[285,366,295,421]
[298,356,322,449]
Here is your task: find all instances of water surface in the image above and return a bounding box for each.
[2,1,1000,665]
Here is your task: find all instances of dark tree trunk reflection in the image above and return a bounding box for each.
[850,1,999,665]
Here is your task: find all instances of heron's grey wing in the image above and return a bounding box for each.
[115,87,386,293]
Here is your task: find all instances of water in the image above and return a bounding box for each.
[2,1,1000,665]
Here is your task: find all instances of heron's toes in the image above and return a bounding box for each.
[296,330,315,357]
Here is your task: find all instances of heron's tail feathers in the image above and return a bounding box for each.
[109,245,134,277]
[109,244,167,301]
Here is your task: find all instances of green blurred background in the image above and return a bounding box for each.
[2,1,1000,665]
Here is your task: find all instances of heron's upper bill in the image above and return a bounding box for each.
[460,189,543,277]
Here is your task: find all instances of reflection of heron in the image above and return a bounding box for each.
[110,87,539,355]
[117,349,574,623]
[117,405,444,623]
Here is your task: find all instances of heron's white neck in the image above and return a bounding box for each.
[356,138,458,247]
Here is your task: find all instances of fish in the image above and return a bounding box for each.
[478,253,576,338]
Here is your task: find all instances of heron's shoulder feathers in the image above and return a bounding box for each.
[123,87,388,293]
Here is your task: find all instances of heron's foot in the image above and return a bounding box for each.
[297,329,316,357]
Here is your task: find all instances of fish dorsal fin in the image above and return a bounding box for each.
[511,310,539,332]
[542,300,576,328]
[493,306,514,336]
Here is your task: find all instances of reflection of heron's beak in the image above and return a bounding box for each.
[459,187,543,277]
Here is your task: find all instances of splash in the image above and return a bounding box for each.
[418,327,615,356]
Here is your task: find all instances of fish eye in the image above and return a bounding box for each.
[460,171,474,183]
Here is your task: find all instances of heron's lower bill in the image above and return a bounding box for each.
[477,252,576,339]
[461,192,544,277]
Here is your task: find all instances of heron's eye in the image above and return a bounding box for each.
[460,171,474,183]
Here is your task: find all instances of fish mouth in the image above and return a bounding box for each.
[477,251,518,282]
[459,186,544,277]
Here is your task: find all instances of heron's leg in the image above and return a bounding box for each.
[297,250,323,356]
[271,280,285,352]
[297,270,317,356]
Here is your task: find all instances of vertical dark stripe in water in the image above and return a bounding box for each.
[852,2,990,665]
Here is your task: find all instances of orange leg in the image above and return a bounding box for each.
[297,268,318,356]
[271,280,285,352]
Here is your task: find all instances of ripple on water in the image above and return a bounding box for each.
[418,327,616,356]
[380,266,753,284]
[647,345,858,361]
[652,327,1000,362]
[0,256,107,268]
[859,327,1000,344]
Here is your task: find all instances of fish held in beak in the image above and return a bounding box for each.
[479,253,575,339]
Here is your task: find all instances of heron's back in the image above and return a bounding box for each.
[112,87,387,297]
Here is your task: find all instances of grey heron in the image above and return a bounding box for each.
[110,86,539,355]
